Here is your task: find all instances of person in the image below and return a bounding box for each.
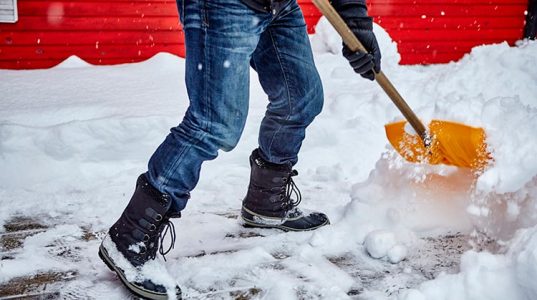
[98,0,381,298]
[525,0,537,40]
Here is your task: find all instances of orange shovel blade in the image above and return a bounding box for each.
[385,120,490,169]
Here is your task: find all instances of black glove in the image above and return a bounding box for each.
[335,3,381,80]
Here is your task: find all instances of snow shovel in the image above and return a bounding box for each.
[312,0,490,170]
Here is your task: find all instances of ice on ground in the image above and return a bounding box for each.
[1,18,537,299]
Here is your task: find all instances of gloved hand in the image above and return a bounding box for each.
[335,4,381,80]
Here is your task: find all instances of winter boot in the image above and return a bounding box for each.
[98,174,182,300]
[241,149,330,231]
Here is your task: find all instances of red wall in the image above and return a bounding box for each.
[0,0,528,69]
[372,0,527,64]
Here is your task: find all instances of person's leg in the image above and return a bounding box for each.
[252,1,324,165]
[100,1,270,298]
[147,0,269,212]
[525,0,537,39]
[241,1,329,231]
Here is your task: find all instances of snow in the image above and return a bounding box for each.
[387,245,407,264]
[1,18,537,299]
[363,229,408,264]
[364,230,397,259]
[101,235,179,299]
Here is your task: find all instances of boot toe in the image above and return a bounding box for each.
[136,279,166,294]
[311,212,330,224]
[282,211,330,231]
[133,280,182,299]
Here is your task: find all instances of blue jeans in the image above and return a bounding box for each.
[147,0,324,211]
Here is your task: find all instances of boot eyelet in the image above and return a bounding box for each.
[143,234,150,242]
[155,214,162,221]
[149,224,156,231]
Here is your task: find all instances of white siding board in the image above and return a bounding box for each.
[0,0,16,23]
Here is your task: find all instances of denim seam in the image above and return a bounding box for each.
[169,0,212,189]
[201,0,209,28]
[202,2,211,133]
[158,1,211,194]
[265,28,293,162]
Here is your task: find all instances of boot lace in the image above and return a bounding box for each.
[158,219,176,261]
[282,170,302,210]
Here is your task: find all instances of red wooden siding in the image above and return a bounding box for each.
[0,0,185,69]
[0,0,528,69]
[369,0,527,64]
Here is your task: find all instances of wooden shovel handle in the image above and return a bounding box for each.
[312,0,428,142]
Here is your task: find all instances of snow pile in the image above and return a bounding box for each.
[511,227,537,299]
[400,227,537,300]
[1,17,537,300]
[309,20,537,300]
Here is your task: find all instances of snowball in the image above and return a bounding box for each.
[364,230,397,259]
[388,244,408,264]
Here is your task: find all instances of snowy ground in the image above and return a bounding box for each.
[1,20,537,299]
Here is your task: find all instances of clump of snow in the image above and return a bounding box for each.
[102,235,179,299]
[364,229,408,263]
[387,244,408,264]
[364,230,396,259]
[128,242,145,254]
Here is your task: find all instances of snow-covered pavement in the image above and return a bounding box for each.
[1,21,537,299]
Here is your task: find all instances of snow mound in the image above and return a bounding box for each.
[311,16,401,68]
[54,56,93,69]
[401,227,537,300]
[510,227,537,300]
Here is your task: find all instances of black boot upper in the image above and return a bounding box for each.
[102,174,182,299]
[242,149,330,231]
[109,174,179,266]
[243,149,299,218]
